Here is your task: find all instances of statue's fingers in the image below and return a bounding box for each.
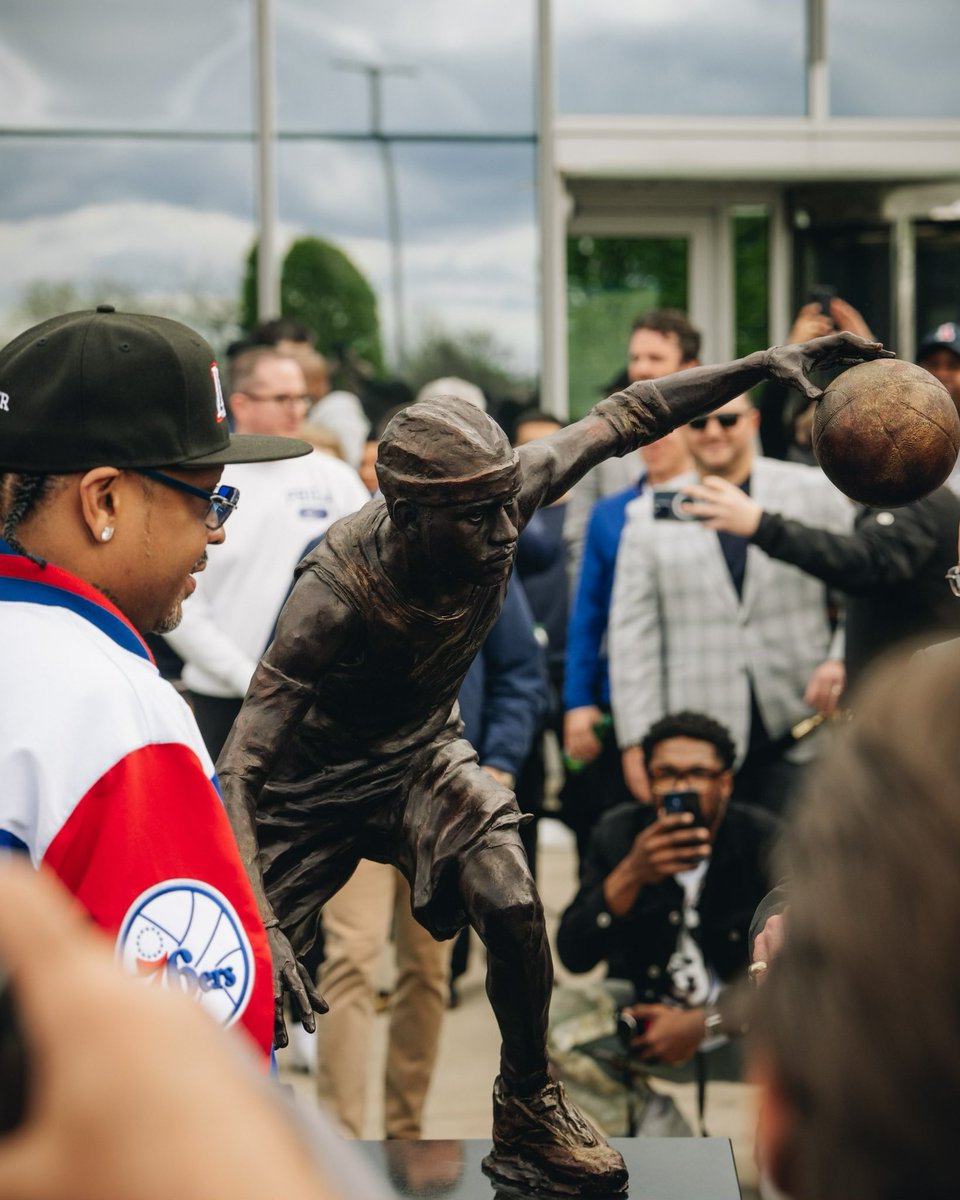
[273,997,289,1049]
[297,962,329,1017]
[790,373,823,403]
[284,962,316,1031]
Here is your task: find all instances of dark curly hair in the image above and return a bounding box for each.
[631,308,701,364]
[640,710,736,771]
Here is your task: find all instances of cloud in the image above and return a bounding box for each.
[0,202,256,304]
[0,198,540,371]
[0,34,54,121]
[830,0,960,117]
[0,0,253,128]
[555,1,807,116]
[275,0,535,132]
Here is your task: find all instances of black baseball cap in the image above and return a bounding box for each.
[0,306,313,472]
[917,321,960,363]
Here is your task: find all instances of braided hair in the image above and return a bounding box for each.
[1,472,55,567]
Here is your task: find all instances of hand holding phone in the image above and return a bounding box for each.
[652,490,702,522]
[659,788,704,826]
[659,790,711,868]
[630,794,710,884]
[807,284,837,324]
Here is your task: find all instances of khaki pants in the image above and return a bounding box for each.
[315,859,452,1138]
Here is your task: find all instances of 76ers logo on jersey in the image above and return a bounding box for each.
[116,879,254,1028]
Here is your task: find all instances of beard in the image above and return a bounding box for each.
[147,549,209,635]
[151,600,184,635]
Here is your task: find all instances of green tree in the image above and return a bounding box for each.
[242,237,384,373]
[404,321,534,405]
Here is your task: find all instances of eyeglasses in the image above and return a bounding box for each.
[136,469,240,530]
[241,391,311,408]
[648,765,727,786]
[688,412,747,431]
[946,565,960,597]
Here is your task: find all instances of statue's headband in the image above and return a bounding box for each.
[376,395,520,507]
[376,456,520,507]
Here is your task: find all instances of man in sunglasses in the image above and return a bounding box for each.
[218,330,887,1194]
[611,391,853,815]
[165,346,369,760]
[0,306,313,1064]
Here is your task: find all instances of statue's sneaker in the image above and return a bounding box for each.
[482,1076,628,1195]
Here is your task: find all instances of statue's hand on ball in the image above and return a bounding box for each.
[266,924,327,1048]
[812,357,960,506]
[764,331,895,402]
[763,333,958,508]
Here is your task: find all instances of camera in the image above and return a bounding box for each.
[652,490,700,522]
[615,1009,659,1064]
[615,1008,649,1047]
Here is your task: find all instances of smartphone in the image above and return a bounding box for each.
[660,788,704,826]
[0,963,28,1135]
[652,490,700,522]
[807,283,837,319]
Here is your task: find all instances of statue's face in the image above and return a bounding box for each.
[416,490,520,586]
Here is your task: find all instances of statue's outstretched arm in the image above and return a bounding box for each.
[518,333,892,513]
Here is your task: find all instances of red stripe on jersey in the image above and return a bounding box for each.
[43,741,273,1060]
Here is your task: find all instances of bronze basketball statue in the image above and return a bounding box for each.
[218,332,889,1194]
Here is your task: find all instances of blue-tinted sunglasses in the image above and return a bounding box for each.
[136,468,240,530]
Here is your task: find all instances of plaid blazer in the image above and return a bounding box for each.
[609,456,852,764]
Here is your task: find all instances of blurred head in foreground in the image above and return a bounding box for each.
[751,644,960,1200]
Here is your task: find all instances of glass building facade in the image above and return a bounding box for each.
[2,0,958,413]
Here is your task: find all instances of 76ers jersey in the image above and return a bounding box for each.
[0,546,273,1059]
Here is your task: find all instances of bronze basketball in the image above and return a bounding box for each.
[812,359,960,506]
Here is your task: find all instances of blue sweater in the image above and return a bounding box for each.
[563,480,642,711]
[458,578,548,778]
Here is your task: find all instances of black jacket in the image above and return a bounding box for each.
[752,486,960,690]
[556,802,781,1002]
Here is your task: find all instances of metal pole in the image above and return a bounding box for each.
[537,0,565,417]
[367,68,407,368]
[335,60,414,369]
[381,136,406,369]
[893,216,916,361]
[807,0,829,122]
[255,0,280,318]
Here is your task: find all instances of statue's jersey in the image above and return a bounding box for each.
[0,546,273,1060]
[277,500,508,771]
[254,502,522,944]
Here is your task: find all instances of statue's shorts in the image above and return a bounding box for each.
[255,716,527,956]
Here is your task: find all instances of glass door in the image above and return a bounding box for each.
[565,215,717,418]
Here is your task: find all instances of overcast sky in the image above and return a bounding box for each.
[1,0,957,369]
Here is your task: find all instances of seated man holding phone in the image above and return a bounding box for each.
[552,712,780,1128]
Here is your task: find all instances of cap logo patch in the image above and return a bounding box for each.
[211,362,227,423]
[935,323,958,343]
[0,393,8,412]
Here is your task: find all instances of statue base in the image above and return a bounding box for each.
[359,1137,741,1199]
